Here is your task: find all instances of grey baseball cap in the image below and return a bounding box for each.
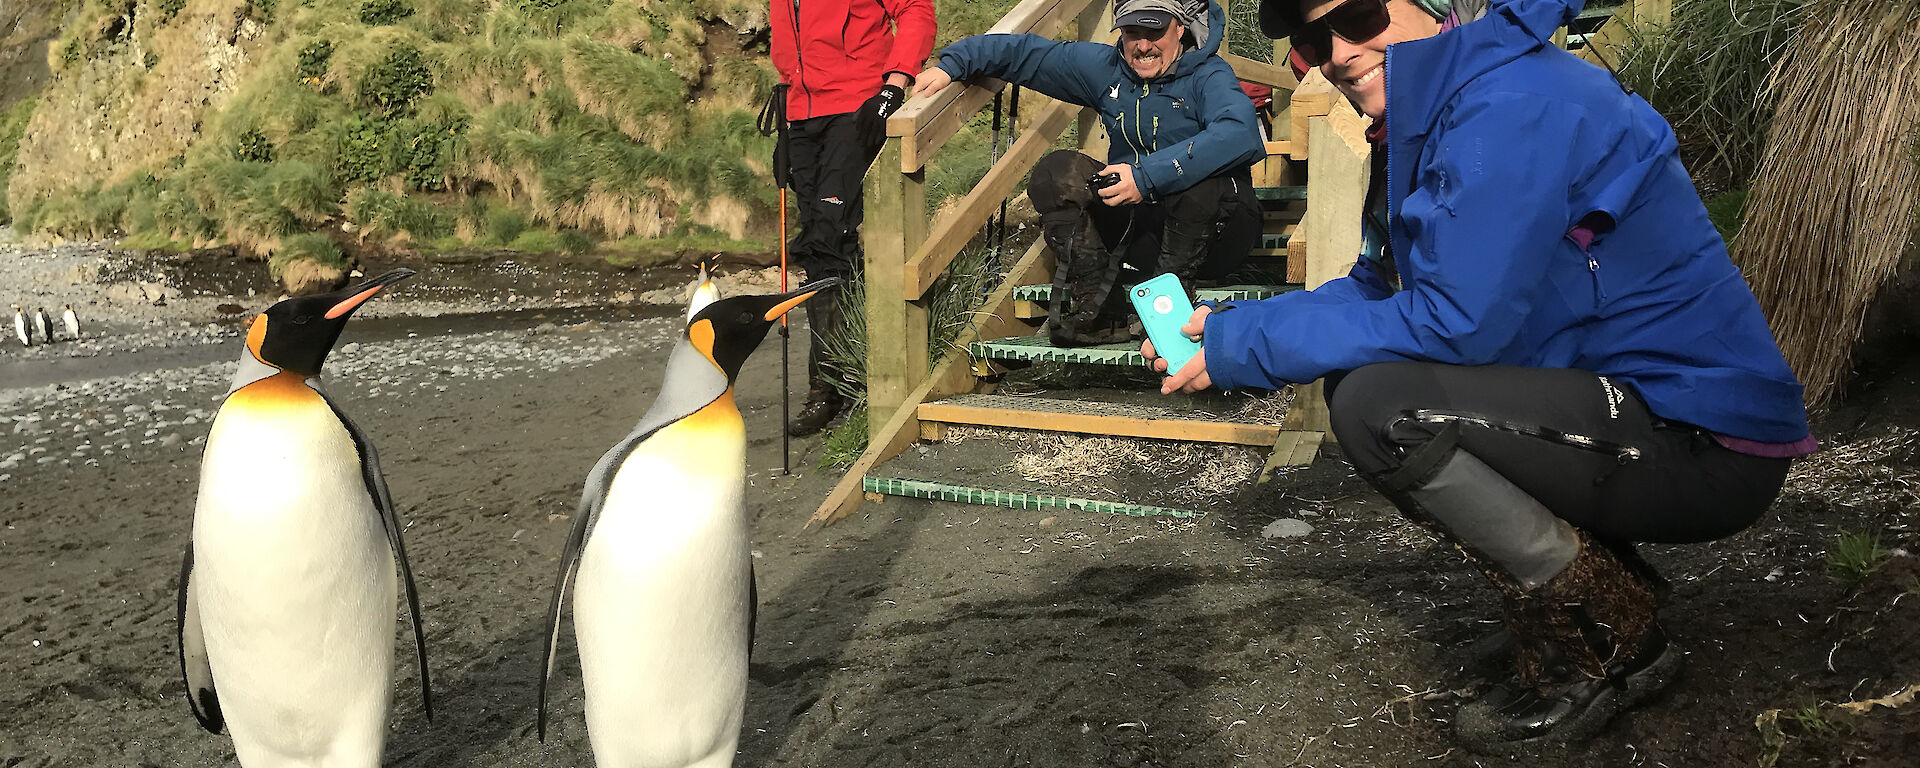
[1113,0,1187,30]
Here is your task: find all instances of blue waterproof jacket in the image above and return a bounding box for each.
[933,0,1264,200]
[1203,0,1809,443]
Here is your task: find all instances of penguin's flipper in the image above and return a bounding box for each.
[176,546,225,734]
[749,566,758,660]
[322,394,434,722]
[537,426,659,741]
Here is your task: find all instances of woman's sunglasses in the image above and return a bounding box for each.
[1289,0,1393,68]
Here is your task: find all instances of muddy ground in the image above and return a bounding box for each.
[1,242,1916,767]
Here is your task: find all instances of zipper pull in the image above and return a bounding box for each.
[1587,256,1599,272]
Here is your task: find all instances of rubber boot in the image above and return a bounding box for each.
[1041,214,1129,348]
[1366,430,1677,750]
[1452,532,1679,752]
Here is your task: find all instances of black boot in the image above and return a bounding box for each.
[790,291,851,437]
[1360,435,1678,750]
[1031,150,1127,348]
[1453,532,1681,751]
[789,387,846,437]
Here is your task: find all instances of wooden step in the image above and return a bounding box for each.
[917,393,1281,446]
[1012,282,1302,304]
[970,334,1146,367]
[1255,186,1308,203]
[862,476,1204,518]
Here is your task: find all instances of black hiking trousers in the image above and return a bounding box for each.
[1029,150,1261,320]
[1327,362,1792,545]
[785,111,881,393]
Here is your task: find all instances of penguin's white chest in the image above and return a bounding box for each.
[192,386,397,762]
[573,403,752,767]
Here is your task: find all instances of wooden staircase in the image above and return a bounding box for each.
[808,0,1655,526]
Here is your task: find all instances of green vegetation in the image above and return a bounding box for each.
[272,232,347,277]
[0,95,41,223]
[1828,530,1891,586]
[818,406,871,471]
[1705,186,1749,244]
[1615,0,1808,197]
[4,0,1037,262]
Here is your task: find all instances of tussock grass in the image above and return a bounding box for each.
[1736,1,1920,413]
[0,95,42,223]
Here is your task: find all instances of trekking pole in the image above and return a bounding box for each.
[759,83,794,474]
[779,188,792,475]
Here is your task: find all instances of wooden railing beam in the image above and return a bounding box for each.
[904,98,1076,298]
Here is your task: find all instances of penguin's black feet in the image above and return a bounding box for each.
[788,389,846,437]
[1454,629,1681,752]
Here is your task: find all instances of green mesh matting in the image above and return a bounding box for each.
[863,476,1204,518]
[1012,283,1301,304]
[969,335,1148,366]
[1255,186,1308,202]
[1259,232,1292,249]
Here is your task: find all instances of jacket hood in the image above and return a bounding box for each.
[1386,0,1584,140]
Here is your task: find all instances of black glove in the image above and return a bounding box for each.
[856,84,908,150]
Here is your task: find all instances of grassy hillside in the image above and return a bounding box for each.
[5,0,1017,277]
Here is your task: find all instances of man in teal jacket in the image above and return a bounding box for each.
[915,0,1265,346]
[1148,0,1815,749]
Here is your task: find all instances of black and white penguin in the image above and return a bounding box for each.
[34,307,53,344]
[537,279,839,767]
[62,304,80,340]
[13,304,32,347]
[176,268,433,765]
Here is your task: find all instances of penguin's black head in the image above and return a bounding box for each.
[688,279,841,381]
[246,268,416,376]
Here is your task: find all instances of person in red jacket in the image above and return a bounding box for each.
[769,0,937,436]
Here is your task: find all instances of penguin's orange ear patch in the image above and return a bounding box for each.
[245,315,270,362]
[688,318,716,354]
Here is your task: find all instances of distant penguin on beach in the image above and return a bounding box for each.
[62,305,80,340]
[536,278,840,766]
[176,268,433,765]
[688,263,721,320]
[11,305,29,347]
[34,307,53,344]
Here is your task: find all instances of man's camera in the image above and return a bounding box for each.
[1088,172,1122,193]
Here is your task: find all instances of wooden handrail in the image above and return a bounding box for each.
[903,97,1076,298]
[888,0,1104,172]
[1223,53,1298,91]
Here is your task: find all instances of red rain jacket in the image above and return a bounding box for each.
[771,0,937,120]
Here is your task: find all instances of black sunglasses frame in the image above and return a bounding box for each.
[1289,0,1394,68]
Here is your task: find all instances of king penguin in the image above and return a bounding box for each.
[176,268,433,767]
[687,262,721,320]
[537,278,839,767]
[34,307,54,344]
[62,304,81,340]
[13,304,31,347]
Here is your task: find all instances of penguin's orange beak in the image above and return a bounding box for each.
[325,269,417,319]
[760,278,843,322]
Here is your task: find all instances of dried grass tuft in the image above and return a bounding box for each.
[1780,427,1920,513]
[1736,1,1920,413]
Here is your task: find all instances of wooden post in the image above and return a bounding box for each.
[1281,99,1370,437]
[862,137,929,445]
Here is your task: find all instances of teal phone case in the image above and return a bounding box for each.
[1129,273,1201,374]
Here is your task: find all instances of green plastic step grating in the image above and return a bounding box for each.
[969,335,1147,366]
[1259,232,1292,249]
[1013,283,1302,304]
[863,476,1204,518]
[1255,186,1308,203]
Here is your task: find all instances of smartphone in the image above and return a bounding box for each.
[1129,273,1202,375]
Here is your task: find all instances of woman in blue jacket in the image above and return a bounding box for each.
[1147,0,1816,749]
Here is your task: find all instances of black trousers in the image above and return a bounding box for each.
[1029,150,1260,319]
[786,111,879,282]
[785,111,881,393]
[1328,362,1791,544]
